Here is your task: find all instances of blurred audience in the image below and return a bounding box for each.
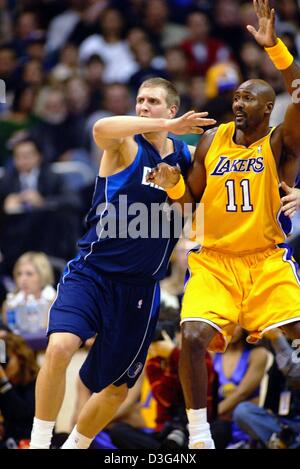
[0,331,39,448]
[233,329,300,449]
[0,138,81,273]
[211,326,269,449]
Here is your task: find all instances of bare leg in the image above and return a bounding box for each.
[179,321,216,409]
[61,384,128,448]
[179,321,217,449]
[35,332,82,420]
[77,384,128,438]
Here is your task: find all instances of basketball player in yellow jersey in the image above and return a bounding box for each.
[147,0,300,449]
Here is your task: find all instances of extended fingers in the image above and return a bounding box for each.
[282,201,297,212]
[283,208,297,218]
[281,194,296,204]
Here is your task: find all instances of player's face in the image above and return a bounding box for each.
[136,86,174,119]
[232,87,265,130]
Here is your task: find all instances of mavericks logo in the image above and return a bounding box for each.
[127,362,143,378]
[211,156,264,176]
[142,167,164,190]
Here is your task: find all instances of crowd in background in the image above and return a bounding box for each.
[1,0,300,450]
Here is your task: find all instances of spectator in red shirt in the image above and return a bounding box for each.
[180,10,232,76]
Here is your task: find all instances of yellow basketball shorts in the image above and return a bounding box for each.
[181,244,300,352]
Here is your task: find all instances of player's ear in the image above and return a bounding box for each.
[169,104,178,119]
[265,101,274,115]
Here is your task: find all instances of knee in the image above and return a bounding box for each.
[103,384,128,405]
[233,402,254,426]
[45,338,77,371]
[181,323,212,352]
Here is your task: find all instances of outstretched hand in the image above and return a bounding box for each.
[247,0,277,48]
[281,181,300,218]
[167,110,216,135]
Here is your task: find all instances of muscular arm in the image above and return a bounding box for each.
[93,112,215,176]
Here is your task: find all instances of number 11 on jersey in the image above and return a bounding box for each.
[225,179,253,212]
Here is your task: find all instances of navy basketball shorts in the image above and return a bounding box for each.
[47,257,160,393]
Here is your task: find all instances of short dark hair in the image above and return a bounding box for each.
[13,137,42,155]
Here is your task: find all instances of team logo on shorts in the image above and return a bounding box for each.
[127,362,143,378]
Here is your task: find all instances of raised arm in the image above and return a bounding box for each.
[93,112,215,150]
[94,111,215,176]
[247,0,300,182]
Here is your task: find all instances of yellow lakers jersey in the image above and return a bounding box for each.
[197,122,287,253]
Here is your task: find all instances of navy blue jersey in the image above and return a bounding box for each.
[78,135,191,283]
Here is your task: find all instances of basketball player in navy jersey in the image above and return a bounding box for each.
[29,78,215,449]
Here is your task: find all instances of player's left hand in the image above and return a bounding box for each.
[280,181,300,218]
[247,0,277,48]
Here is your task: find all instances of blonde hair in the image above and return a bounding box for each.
[138,77,180,109]
[13,252,55,289]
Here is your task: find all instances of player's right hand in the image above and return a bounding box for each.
[166,111,216,135]
[146,163,181,189]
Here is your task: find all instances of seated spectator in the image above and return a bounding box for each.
[233,329,300,449]
[0,331,38,448]
[129,40,168,94]
[32,87,88,164]
[79,7,138,84]
[180,11,232,77]
[0,84,40,165]
[2,251,56,331]
[0,138,81,273]
[211,326,269,449]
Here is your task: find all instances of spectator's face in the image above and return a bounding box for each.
[22,60,44,87]
[145,0,168,25]
[0,49,16,76]
[14,260,42,297]
[215,0,240,27]
[66,78,89,113]
[43,91,67,123]
[134,41,154,67]
[166,49,187,75]
[278,0,298,21]
[104,85,131,115]
[3,352,20,384]
[127,28,148,53]
[14,142,41,173]
[101,9,123,37]
[86,60,104,82]
[17,87,36,113]
[187,12,210,42]
[136,86,176,119]
[17,12,37,39]
[60,44,78,66]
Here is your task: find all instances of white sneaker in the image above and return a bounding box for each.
[189,439,215,449]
